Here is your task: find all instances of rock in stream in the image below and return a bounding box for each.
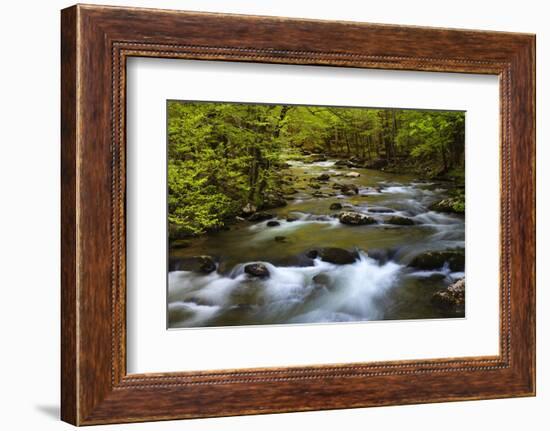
[408,249,465,271]
[339,211,377,226]
[307,248,359,265]
[432,278,465,309]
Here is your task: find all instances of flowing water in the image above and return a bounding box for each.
[168,159,465,328]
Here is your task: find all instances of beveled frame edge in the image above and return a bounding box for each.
[61,4,535,426]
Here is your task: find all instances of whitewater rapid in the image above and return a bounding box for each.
[168,252,405,327]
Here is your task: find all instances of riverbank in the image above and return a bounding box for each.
[169,151,465,243]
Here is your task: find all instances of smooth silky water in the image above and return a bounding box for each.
[168,160,465,328]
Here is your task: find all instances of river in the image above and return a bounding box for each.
[168,158,465,328]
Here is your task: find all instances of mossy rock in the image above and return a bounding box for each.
[244,263,270,278]
[307,247,359,265]
[432,278,465,309]
[341,184,359,195]
[339,211,377,226]
[409,249,465,271]
[385,216,415,225]
[429,197,465,214]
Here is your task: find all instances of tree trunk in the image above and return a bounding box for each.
[391,110,398,159]
[440,146,448,173]
[248,147,261,202]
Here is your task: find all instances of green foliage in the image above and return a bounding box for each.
[167,101,287,235]
[281,106,464,177]
[397,110,465,175]
[167,101,465,237]
[449,189,466,213]
[452,198,466,213]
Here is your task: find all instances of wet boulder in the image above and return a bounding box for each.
[332,183,359,195]
[432,278,465,309]
[340,184,359,195]
[408,249,465,271]
[244,263,270,278]
[169,256,216,273]
[307,248,359,265]
[367,249,393,265]
[385,215,415,225]
[329,202,343,210]
[248,212,274,222]
[339,211,377,226]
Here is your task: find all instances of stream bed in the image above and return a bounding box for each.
[168,159,465,328]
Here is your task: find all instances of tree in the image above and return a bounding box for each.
[167,101,465,237]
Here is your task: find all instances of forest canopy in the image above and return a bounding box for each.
[167,101,465,237]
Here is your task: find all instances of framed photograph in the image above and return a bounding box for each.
[61,4,535,425]
[164,100,468,329]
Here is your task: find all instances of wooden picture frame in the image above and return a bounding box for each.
[61,4,535,425]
